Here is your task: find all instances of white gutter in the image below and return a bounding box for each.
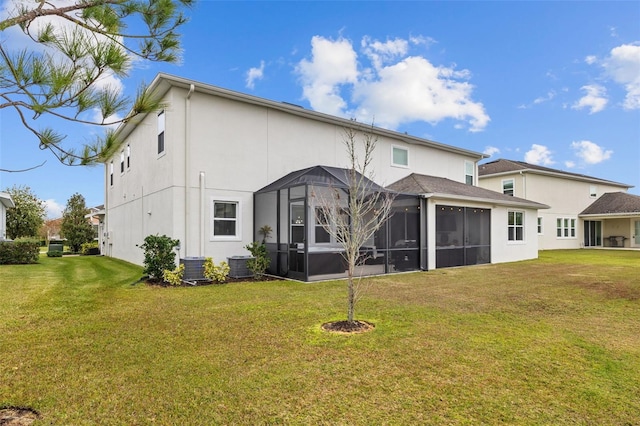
[420,192,550,209]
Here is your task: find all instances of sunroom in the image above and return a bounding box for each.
[253,166,422,281]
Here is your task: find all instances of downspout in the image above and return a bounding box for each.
[104,162,109,256]
[199,172,205,256]
[520,170,527,199]
[184,84,195,257]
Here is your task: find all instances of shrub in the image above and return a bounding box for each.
[203,257,230,283]
[46,251,63,257]
[245,242,270,279]
[81,241,100,255]
[0,238,40,264]
[162,264,185,286]
[138,234,180,280]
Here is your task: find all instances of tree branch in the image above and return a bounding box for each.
[0,160,47,173]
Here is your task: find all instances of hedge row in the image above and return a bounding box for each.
[0,239,40,264]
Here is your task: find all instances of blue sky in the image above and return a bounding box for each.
[1,1,639,218]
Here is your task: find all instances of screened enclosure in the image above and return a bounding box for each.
[254,166,423,281]
[435,204,491,268]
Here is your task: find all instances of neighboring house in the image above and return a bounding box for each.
[42,218,63,241]
[85,204,106,253]
[103,73,548,281]
[478,159,638,250]
[0,192,15,240]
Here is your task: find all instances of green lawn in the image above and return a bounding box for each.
[1,250,639,424]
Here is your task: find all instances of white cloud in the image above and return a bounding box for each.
[534,90,556,104]
[570,140,613,164]
[585,55,597,65]
[572,84,608,113]
[295,35,489,132]
[483,146,500,157]
[604,43,640,110]
[246,60,265,89]
[295,36,359,116]
[44,199,64,219]
[524,144,554,166]
[362,36,409,70]
[565,160,576,168]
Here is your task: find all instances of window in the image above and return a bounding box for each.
[464,161,475,185]
[392,146,409,167]
[120,150,125,173]
[109,161,114,186]
[126,144,131,168]
[556,217,576,238]
[508,211,524,241]
[157,110,165,155]
[314,207,331,243]
[537,217,543,234]
[590,185,597,198]
[212,200,239,239]
[503,179,514,196]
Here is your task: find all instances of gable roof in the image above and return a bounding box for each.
[256,165,387,194]
[109,73,487,163]
[0,192,14,208]
[478,159,632,189]
[387,174,549,209]
[580,192,640,217]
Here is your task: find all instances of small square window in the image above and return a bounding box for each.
[503,179,514,196]
[392,146,409,167]
[212,200,240,239]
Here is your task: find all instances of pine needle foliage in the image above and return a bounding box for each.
[0,0,193,166]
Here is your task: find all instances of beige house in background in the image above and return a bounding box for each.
[478,159,640,250]
[0,192,14,240]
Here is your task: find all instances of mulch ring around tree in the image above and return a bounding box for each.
[321,320,375,334]
[0,407,40,425]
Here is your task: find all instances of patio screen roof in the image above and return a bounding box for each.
[255,165,387,194]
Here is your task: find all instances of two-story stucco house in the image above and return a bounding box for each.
[103,73,547,281]
[0,192,14,241]
[478,159,640,250]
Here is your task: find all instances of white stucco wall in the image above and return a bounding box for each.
[105,83,488,267]
[0,204,6,240]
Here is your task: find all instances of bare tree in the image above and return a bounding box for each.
[312,123,395,326]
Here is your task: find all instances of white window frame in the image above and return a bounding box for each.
[502,178,515,196]
[391,145,409,168]
[537,217,543,235]
[120,150,125,174]
[210,197,242,241]
[508,210,525,242]
[589,185,597,198]
[464,161,475,185]
[126,144,131,169]
[157,110,165,156]
[109,161,114,186]
[556,217,577,239]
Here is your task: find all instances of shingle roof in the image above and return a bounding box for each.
[580,192,640,216]
[387,174,549,209]
[478,159,631,188]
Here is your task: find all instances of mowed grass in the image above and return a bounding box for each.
[1,250,639,425]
